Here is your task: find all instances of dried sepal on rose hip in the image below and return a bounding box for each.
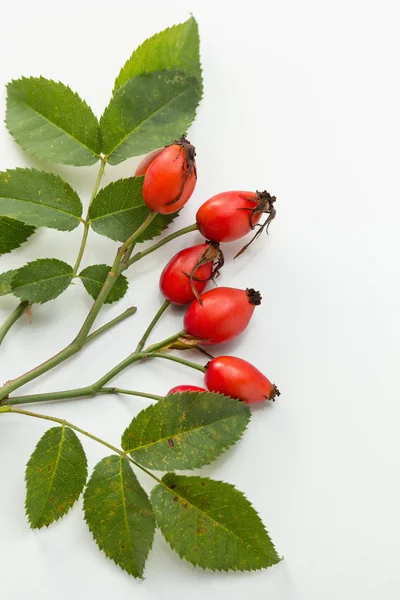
[234,190,277,258]
[183,287,262,345]
[195,189,276,255]
[205,356,280,404]
[160,241,224,305]
[168,334,209,351]
[138,136,197,215]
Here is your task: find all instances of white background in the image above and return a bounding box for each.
[0,1,399,599]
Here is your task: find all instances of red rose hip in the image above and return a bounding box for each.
[205,356,280,404]
[167,385,207,395]
[160,241,224,305]
[196,191,261,242]
[196,190,276,256]
[183,287,261,345]
[142,136,197,215]
[134,148,163,176]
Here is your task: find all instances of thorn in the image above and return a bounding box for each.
[24,305,33,324]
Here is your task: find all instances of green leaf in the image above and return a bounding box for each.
[0,269,18,297]
[89,177,176,243]
[6,77,100,166]
[83,455,155,578]
[101,70,201,165]
[11,258,73,304]
[151,474,281,572]
[121,392,250,471]
[0,217,35,255]
[0,168,82,231]
[79,264,128,304]
[25,426,88,528]
[114,16,201,92]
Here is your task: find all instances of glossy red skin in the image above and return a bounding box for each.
[205,356,275,404]
[167,385,207,395]
[196,191,262,242]
[160,244,213,305]
[142,144,196,215]
[184,287,257,345]
[134,148,163,176]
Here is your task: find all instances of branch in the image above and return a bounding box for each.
[0,301,29,346]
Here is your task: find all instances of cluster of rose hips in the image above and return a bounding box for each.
[136,136,279,404]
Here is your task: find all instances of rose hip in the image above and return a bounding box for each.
[167,385,207,395]
[183,287,261,345]
[205,356,280,403]
[142,136,197,215]
[160,241,223,305]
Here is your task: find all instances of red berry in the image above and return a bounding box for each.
[196,191,260,242]
[160,242,224,305]
[183,287,261,345]
[167,385,207,395]
[205,356,280,404]
[142,136,197,215]
[196,190,276,255]
[134,148,163,176]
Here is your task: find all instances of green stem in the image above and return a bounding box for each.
[126,223,199,267]
[91,353,147,390]
[0,406,164,485]
[119,211,157,256]
[2,342,202,407]
[84,306,137,346]
[89,157,107,208]
[91,332,183,390]
[74,211,156,347]
[72,222,90,278]
[122,243,136,264]
[3,386,96,406]
[0,301,29,346]
[3,386,162,407]
[135,299,170,353]
[0,213,157,402]
[0,405,125,455]
[72,158,106,277]
[150,352,207,373]
[101,387,162,401]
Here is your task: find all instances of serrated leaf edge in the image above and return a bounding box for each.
[0,268,19,296]
[152,475,282,573]
[25,425,88,529]
[0,217,35,256]
[102,71,201,162]
[0,167,83,225]
[88,177,144,224]
[83,455,155,579]
[78,264,128,304]
[118,456,140,577]
[6,76,101,161]
[113,16,201,93]
[123,392,251,471]
[11,258,73,304]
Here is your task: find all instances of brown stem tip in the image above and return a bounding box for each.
[246,288,262,305]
